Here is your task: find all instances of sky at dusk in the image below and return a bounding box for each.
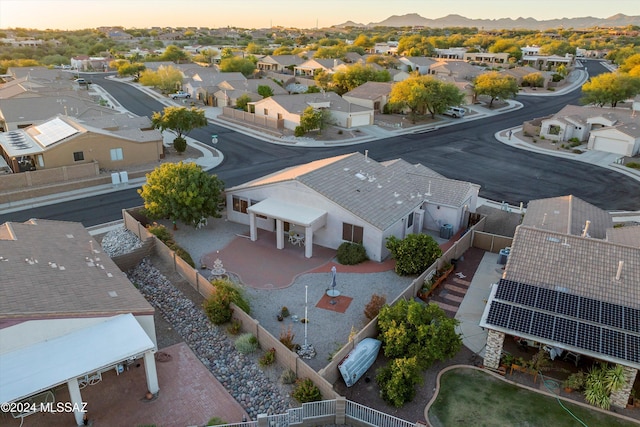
[1,0,639,30]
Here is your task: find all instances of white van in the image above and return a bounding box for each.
[443,106,466,118]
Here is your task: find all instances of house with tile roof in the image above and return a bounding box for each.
[257,55,306,73]
[213,78,287,108]
[398,56,437,75]
[247,92,374,130]
[538,105,640,156]
[0,114,162,173]
[480,195,640,408]
[429,60,483,81]
[503,65,552,89]
[342,81,393,113]
[225,152,480,260]
[0,219,159,425]
[463,52,510,64]
[294,58,345,77]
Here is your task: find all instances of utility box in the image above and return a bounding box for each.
[111,172,120,185]
[440,223,453,239]
[498,247,511,265]
[119,171,129,184]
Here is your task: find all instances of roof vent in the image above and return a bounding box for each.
[581,220,591,238]
[615,260,624,281]
[355,171,366,180]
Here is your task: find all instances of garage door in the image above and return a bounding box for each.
[592,136,629,156]
[350,113,372,128]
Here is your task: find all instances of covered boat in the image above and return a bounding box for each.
[338,338,382,387]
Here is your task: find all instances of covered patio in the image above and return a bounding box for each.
[0,314,158,426]
[247,198,327,258]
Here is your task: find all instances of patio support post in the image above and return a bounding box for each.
[276,219,284,250]
[66,377,85,426]
[304,227,313,258]
[483,329,505,369]
[143,351,160,395]
[249,212,257,241]
[610,366,637,409]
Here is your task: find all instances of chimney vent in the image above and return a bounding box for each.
[616,260,624,281]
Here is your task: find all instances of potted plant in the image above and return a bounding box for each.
[563,371,586,393]
[280,306,290,318]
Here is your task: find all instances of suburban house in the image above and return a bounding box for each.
[225,152,480,260]
[294,58,345,77]
[503,66,552,89]
[536,105,640,156]
[434,47,467,60]
[0,114,163,173]
[463,52,510,64]
[182,68,247,105]
[257,55,306,73]
[70,55,112,72]
[520,46,574,69]
[398,56,437,75]
[342,81,393,113]
[0,219,159,425]
[247,92,374,130]
[429,60,483,81]
[480,195,639,409]
[213,78,287,107]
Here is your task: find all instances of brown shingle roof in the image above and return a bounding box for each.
[0,220,153,320]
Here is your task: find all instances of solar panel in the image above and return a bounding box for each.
[530,311,555,340]
[553,317,578,346]
[486,301,511,328]
[515,282,538,306]
[510,306,533,334]
[577,322,600,352]
[626,307,640,333]
[601,329,624,359]
[33,117,78,147]
[557,292,579,317]
[627,335,640,363]
[580,297,601,323]
[534,287,557,312]
[601,302,624,330]
[495,279,517,301]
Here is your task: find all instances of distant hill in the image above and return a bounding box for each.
[334,13,640,30]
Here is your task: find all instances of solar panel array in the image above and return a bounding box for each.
[487,279,640,364]
[33,117,79,147]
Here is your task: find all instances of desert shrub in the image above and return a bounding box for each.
[259,347,276,367]
[235,333,259,354]
[386,234,442,276]
[147,222,195,267]
[626,162,640,170]
[294,126,305,137]
[280,306,290,317]
[279,325,296,350]
[203,279,250,325]
[364,294,386,321]
[336,242,368,265]
[280,369,297,384]
[292,378,322,403]
[376,356,422,407]
[226,319,242,335]
[173,136,187,153]
[552,73,563,82]
[207,417,227,426]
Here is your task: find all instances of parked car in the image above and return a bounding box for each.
[443,106,466,118]
[74,78,88,85]
[170,91,191,99]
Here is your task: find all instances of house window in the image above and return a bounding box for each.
[263,108,269,116]
[73,151,84,162]
[110,148,123,161]
[407,212,414,228]
[549,125,561,136]
[232,196,249,214]
[342,223,364,244]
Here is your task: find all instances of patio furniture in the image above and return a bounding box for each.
[11,390,55,422]
[564,351,581,367]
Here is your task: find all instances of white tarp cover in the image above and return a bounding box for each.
[248,198,326,227]
[0,313,154,403]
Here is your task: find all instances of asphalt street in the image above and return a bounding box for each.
[1,59,639,227]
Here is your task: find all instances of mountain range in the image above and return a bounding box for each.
[334,13,640,31]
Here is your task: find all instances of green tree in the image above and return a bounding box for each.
[473,71,519,108]
[193,48,219,65]
[331,63,391,95]
[385,233,442,276]
[235,94,252,111]
[581,73,640,107]
[138,162,224,227]
[353,34,374,49]
[299,106,332,135]
[159,44,189,63]
[219,56,256,77]
[151,106,207,153]
[388,75,464,123]
[521,72,544,87]
[139,65,184,93]
[117,62,146,80]
[257,85,274,98]
[397,34,434,57]
[378,300,461,370]
[376,356,422,407]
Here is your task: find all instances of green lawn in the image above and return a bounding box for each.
[428,368,638,427]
